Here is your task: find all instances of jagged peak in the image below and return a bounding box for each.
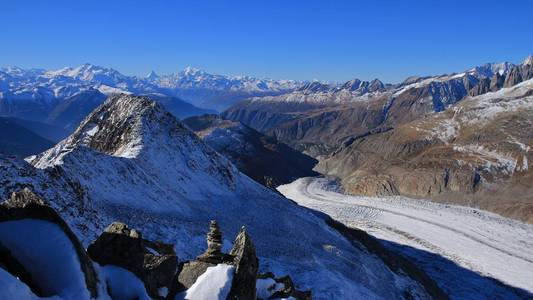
[54,94,191,159]
[146,70,159,80]
[181,66,206,76]
[523,55,533,66]
[340,79,362,90]
[298,81,331,93]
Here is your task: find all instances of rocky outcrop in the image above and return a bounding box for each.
[504,63,533,88]
[173,221,307,300]
[87,222,178,299]
[257,272,312,300]
[469,77,491,96]
[175,260,215,292]
[0,189,313,300]
[174,220,235,294]
[0,189,98,298]
[227,227,259,300]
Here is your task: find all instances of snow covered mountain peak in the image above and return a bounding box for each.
[40,94,194,160]
[44,63,128,83]
[146,70,159,80]
[523,55,533,66]
[181,66,205,76]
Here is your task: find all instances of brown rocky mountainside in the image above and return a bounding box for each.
[317,79,533,223]
[223,58,533,158]
[224,56,533,223]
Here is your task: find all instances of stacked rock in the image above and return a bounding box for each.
[197,220,224,263]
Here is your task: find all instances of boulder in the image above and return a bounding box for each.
[174,260,215,292]
[88,222,146,277]
[0,188,99,298]
[227,226,259,300]
[87,222,177,299]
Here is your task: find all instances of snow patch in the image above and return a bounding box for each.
[256,278,285,299]
[0,268,44,300]
[98,265,150,300]
[0,220,90,299]
[177,264,235,300]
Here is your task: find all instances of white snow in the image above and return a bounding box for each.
[256,278,285,299]
[98,265,150,300]
[278,177,533,299]
[0,220,91,299]
[452,144,518,174]
[0,268,47,300]
[177,264,235,300]
[97,85,131,95]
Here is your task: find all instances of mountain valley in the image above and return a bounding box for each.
[1,56,532,300]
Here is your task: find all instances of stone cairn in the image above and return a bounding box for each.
[197,220,225,263]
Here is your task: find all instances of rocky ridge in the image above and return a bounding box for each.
[223,57,533,156]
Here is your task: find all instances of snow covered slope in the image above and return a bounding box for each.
[1,94,430,299]
[279,177,533,300]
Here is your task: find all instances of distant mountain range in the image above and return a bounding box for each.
[224,56,533,154]
[0,63,302,112]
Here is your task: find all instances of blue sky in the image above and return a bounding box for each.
[1,0,532,83]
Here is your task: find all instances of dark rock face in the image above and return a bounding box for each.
[227,227,259,300]
[469,77,491,96]
[505,67,523,88]
[183,115,319,188]
[0,188,99,298]
[490,72,505,91]
[298,81,332,93]
[504,63,533,88]
[87,222,178,298]
[87,222,146,276]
